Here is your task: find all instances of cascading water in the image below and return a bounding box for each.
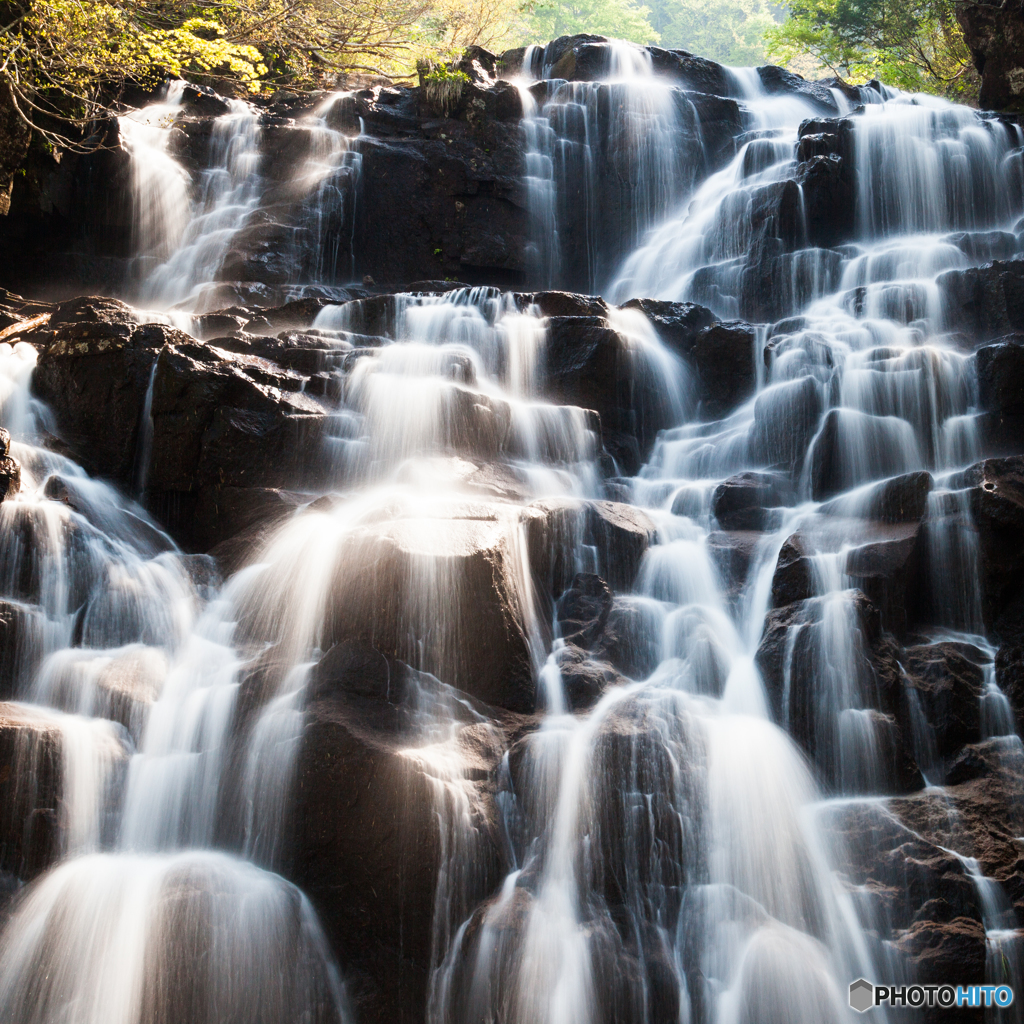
[2,34,1024,1024]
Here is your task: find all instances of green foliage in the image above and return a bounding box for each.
[765,0,977,97]
[527,0,659,46]
[419,59,470,113]
[141,18,268,91]
[648,0,781,65]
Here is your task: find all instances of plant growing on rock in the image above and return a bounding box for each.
[418,58,471,114]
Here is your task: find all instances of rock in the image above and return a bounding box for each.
[0,427,8,457]
[705,530,761,604]
[0,601,45,699]
[820,799,982,933]
[952,456,1024,627]
[553,643,624,711]
[770,535,814,607]
[315,500,539,712]
[843,521,924,638]
[819,471,933,524]
[690,321,756,419]
[712,471,793,531]
[191,313,248,340]
[647,49,733,95]
[0,703,61,879]
[526,291,609,318]
[143,336,333,549]
[808,407,921,500]
[544,315,676,464]
[601,597,663,680]
[525,498,657,598]
[757,65,839,114]
[895,917,987,988]
[902,643,985,759]
[0,455,19,499]
[956,0,1024,111]
[31,319,171,485]
[181,82,231,117]
[750,375,824,470]
[976,334,1024,414]
[617,298,718,359]
[290,643,505,1024]
[556,572,613,648]
[756,591,918,790]
[939,259,1024,340]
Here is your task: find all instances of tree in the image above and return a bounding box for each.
[648,0,781,65]
[765,0,977,97]
[527,0,659,45]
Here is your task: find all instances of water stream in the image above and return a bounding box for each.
[1,39,1022,1024]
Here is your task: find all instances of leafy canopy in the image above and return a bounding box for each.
[765,0,976,97]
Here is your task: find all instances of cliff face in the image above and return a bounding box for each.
[957,0,1024,110]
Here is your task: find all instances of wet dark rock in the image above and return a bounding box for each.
[144,337,333,549]
[0,600,43,700]
[976,334,1024,414]
[554,643,624,711]
[527,290,609,318]
[819,471,934,524]
[757,65,839,114]
[31,319,177,485]
[181,82,231,118]
[902,643,985,759]
[706,530,760,603]
[318,502,538,712]
[556,572,613,648]
[0,455,19,500]
[843,522,924,638]
[712,471,792,531]
[291,642,505,1024]
[191,313,248,339]
[648,50,733,96]
[750,374,824,470]
[756,591,919,790]
[544,316,676,465]
[618,297,718,358]
[601,597,662,680]
[690,321,757,419]
[0,703,62,879]
[526,498,656,598]
[770,534,814,607]
[952,456,1024,627]
[821,800,982,932]
[956,0,1024,111]
[939,259,1024,340]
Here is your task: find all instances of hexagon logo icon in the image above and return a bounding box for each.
[849,978,874,1013]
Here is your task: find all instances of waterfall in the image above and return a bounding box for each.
[3,35,1024,1024]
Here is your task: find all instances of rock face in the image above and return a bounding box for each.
[290,641,507,1024]
[956,0,1024,111]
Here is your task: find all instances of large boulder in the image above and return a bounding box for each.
[902,643,986,760]
[31,318,173,485]
[756,591,920,792]
[289,641,507,1024]
[939,259,1024,339]
[956,0,1024,111]
[617,299,718,360]
[525,498,657,598]
[950,456,1024,628]
[144,336,333,549]
[543,315,679,466]
[749,375,824,471]
[690,321,757,419]
[712,471,793,531]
